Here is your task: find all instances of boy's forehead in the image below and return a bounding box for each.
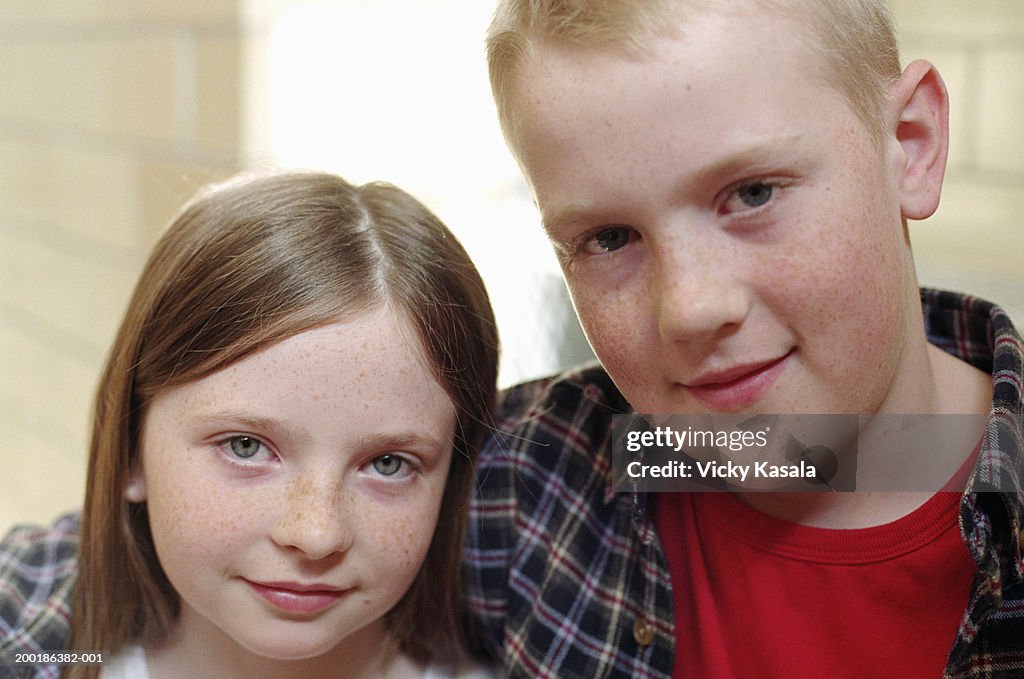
[507,3,834,138]
[508,10,844,180]
[503,4,880,225]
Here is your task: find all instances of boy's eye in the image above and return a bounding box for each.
[228,436,264,459]
[724,181,774,213]
[371,454,404,476]
[582,226,635,255]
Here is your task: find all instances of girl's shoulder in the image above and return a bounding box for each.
[0,512,80,659]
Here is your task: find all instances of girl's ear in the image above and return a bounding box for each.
[888,59,950,221]
[124,462,147,503]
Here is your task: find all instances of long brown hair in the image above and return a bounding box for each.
[66,172,498,677]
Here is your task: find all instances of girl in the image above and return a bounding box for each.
[64,171,499,678]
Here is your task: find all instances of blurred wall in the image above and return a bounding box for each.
[891,0,1024,319]
[0,1,245,533]
[0,1,1021,535]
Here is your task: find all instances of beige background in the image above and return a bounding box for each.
[1,0,245,535]
[1,1,1022,535]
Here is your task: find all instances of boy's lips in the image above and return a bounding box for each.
[683,351,792,411]
[244,579,349,614]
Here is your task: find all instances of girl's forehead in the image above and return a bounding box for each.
[236,306,428,378]
[143,304,456,448]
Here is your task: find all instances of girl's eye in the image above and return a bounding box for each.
[227,436,264,460]
[371,454,404,476]
[582,226,636,255]
[723,181,775,213]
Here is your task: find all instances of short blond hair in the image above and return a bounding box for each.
[487,0,902,149]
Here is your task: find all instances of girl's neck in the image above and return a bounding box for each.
[144,609,424,679]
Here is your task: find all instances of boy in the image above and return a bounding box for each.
[465,1,1024,677]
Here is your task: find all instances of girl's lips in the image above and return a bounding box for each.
[684,351,792,411]
[244,579,348,615]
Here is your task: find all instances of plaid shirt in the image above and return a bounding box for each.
[465,289,1024,679]
[0,514,78,678]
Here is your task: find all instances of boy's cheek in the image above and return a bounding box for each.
[571,289,667,409]
[571,283,646,349]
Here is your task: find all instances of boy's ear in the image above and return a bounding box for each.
[888,59,950,221]
[124,461,147,503]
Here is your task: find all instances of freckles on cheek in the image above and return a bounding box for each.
[149,475,244,546]
[573,290,643,364]
[817,239,903,335]
[377,512,437,574]
[586,324,638,371]
[403,518,434,564]
[574,300,664,409]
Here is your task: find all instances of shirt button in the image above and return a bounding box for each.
[633,617,655,646]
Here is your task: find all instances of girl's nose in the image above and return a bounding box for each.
[269,473,354,561]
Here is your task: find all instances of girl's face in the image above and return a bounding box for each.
[127,305,456,664]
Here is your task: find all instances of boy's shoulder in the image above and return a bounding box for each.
[496,362,627,423]
[0,513,79,660]
[920,287,1017,375]
[483,363,630,487]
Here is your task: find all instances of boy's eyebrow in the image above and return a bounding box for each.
[689,135,805,186]
[541,203,598,240]
[540,134,805,235]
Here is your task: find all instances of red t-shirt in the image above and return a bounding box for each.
[654,465,976,677]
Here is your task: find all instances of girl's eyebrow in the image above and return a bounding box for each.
[355,431,452,456]
[196,411,305,441]
[195,410,450,455]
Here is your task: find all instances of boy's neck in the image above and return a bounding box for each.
[926,342,993,414]
[734,340,992,529]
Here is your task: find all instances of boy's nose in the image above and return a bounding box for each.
[654,249,749,344]
[270,474,354,561]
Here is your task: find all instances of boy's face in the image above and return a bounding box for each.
[511,10,924,416]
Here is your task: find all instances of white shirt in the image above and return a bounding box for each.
[98,644,148,679]
[100,645,496,679]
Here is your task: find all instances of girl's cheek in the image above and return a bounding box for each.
[148,471,251,545]
[382,514,426,557]
[373,502,442,570]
